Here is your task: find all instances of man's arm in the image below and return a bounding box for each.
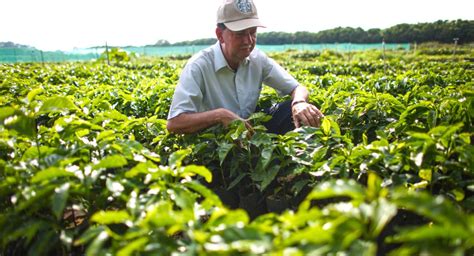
[166,108,244,134]
[290,85,324,128]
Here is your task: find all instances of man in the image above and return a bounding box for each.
[167,0,323,135]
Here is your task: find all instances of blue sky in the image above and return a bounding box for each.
[1,0,472,51]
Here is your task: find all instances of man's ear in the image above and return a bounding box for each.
[215,27,224,43]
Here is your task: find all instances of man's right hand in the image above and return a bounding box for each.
[167,108,253,135]
[218,109,255,137]
[291,102,324,128]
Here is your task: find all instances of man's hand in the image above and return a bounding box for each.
[291,102,324,128]
[167,108,254,135]
[220,109,254,137]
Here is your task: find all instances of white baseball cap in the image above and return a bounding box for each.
[217,0,265,31]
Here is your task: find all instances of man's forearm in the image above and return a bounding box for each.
[291,85,309,103]
[166,108,241,134]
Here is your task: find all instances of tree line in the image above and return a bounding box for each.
[154,19,473,46]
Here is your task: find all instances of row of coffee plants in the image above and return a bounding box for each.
[1,48,473,255]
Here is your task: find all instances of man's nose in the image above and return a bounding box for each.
[243,33,254,44]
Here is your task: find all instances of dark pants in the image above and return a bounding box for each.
[259,100,295,135]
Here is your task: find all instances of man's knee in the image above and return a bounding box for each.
[262,100,295,134]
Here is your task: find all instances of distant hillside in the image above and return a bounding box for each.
[0,41,35,49]
[154,19,473,46]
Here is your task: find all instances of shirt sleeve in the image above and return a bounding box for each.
[167,63,204,120]
[262,55,299,96]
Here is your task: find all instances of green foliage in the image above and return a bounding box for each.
[0,47,473,255]
[174,20,474,45]
[99,48,136,63]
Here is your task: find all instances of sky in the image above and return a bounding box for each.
[1,0,473,51]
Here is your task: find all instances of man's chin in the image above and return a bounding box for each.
[240,48,253,57]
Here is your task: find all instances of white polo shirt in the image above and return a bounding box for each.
[167,42,299,120]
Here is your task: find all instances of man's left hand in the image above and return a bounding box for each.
[291,102,324,128]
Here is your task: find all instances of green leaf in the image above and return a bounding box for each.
[32,167,76,183]
[260,165,280,191]
[392,190,467,226]
[37,96,79,115]
[321,117,331,135]
[75,128,90,137]
[94,155,128,169]
[206,208,249,228]
[303,179,365,208]
[448,188,465,202]
[91,210,131,224]
[370,198,397,238]
[103,109,128,121]
[388,224,471,243]
[27,87,44,102]
[169,149,191,168]
[218,142,234,166]
[125,161,159,178]
[74,226,106,245]
[257,145,275,171]
[145,201,177,227]
[22,145,55,161]
[173,187,196,210]
[117,237,149,256]
[52,183,70,220]
[97,130,115,141]
[181,165,212,183]
[0,109,36,138]
[250,132,272,147]
[85,230,109,256]
[228,173,248,190]
[184,181,223,209]
[407,132,432,142]
[366,172,385,200]
[28,229,56,255]
[419,169,432,182]
[349,240,377,256]
[0,106,15,121]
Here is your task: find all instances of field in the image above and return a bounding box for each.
[1,45,473,255]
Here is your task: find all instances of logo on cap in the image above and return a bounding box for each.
[235,0,253,14]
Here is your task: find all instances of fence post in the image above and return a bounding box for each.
[105,42,110,65]
[40,51,45,66]
[453,38,459,56]
[348,42,352,62]
[382,38,386,76]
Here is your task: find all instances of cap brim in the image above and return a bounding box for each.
[224,18,265,31]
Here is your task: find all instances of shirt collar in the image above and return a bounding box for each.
[212,42,250,72]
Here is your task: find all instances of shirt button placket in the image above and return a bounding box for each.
[234,71,245,117]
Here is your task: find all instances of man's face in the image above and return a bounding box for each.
[218,26,257,65]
